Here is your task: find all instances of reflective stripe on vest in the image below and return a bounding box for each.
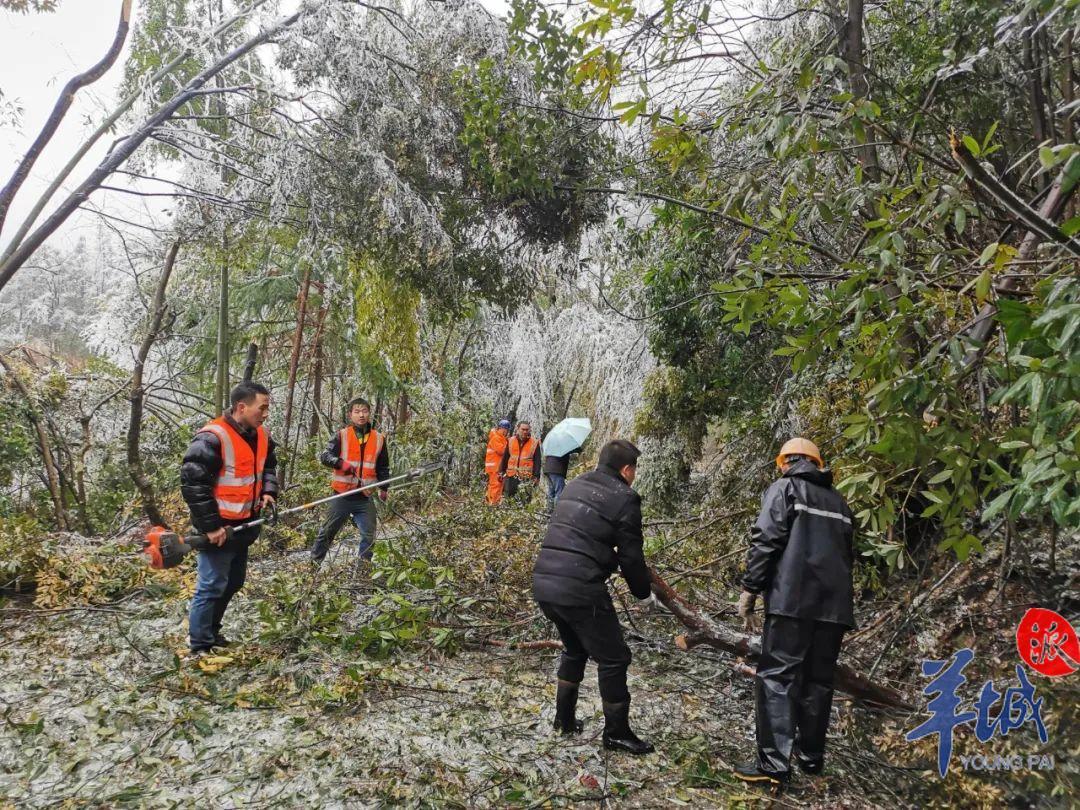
[485,429,508,472]
[331,427,384,493]
[506,436,539,479]
[199,418,267,521]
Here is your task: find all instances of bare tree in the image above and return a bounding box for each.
[127,241,181,527]
[0,0,133,236]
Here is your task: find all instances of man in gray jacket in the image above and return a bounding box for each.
[735,438,855,784]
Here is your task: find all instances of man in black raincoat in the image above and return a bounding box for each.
[532,439,654,755]
[735,438,855,784]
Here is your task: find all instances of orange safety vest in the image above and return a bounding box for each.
[332,426,385,493]
[198,417,268,521]
[485,429,508,475]
[506,436,539,480]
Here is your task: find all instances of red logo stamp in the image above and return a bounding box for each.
[1016,608,1079,678]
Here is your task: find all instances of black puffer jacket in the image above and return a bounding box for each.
[180,414,279,547]
[741,459,855,627]
[532,464,651,606]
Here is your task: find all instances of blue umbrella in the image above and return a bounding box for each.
[543,418,592,458]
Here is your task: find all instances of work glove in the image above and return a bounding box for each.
[378,489,388,502]
[737,590,760,634]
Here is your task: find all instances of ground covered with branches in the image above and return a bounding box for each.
[2,494,1075,808]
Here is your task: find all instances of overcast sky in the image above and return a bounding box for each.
[0,0,510,255]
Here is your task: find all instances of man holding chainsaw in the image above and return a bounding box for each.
[181,381,278,654]
[309,397,390,564]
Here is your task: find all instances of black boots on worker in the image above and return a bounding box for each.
[553,680,583,734]
[734,761,789,785]
[601,700,654,754]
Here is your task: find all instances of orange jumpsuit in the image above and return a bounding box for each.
[485,428,509,505]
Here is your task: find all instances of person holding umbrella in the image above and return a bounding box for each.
[542,418,592,510]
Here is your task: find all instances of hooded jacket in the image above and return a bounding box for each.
[742,459,855,628]
[180,413,279,547]
[532,464,651,606]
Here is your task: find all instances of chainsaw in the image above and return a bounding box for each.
[142,457,449,569]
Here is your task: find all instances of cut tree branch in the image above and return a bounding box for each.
[648,567,913,710]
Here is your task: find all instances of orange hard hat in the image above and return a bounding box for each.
[776,437,823,470]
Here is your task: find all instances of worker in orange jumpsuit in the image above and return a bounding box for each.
[485,419,511,505]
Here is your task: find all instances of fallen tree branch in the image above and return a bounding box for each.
[649,567,913,710]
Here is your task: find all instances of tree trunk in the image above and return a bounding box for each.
[214,229,230,415]
[843,0,880,182]
[282,264,312,454]
[396,389,410,428]
[1062,30,1076,145]
[0,356,68,530]
[648,568,913,710]
[75,416,93,534]
[242,341,258,382]
[308,297,330,438]
[127,241,179,528]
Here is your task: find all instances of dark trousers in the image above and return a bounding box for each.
[188,537,254,651]
[538,600,631,703]
[310,493,377,562]
[755,614,845,775]
[502,475,535,502]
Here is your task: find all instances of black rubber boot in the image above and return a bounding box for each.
[553,680,583,734]
[734,761,788,785]
[794,751,823,776]
[601,700,654,754]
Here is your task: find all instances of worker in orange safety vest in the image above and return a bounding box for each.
[181,381,278,654]
[485,419,511,505]
[309,397,391,563]
[499,420,542,502]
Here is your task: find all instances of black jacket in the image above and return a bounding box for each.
[741,460,855,628]
[180,414,279,545]
[532,464,651,606]
[319,424,391,494]
[542,451,576,477]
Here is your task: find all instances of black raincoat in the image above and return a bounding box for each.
[741,458,855,777]
[741,459,855,628]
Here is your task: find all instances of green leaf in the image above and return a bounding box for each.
[1061,216,1080,237]
[983,488,1014,521]
[928,468,953,484]
[962,135,980,157]
[1039,146,1056,169]
[975,268,992,305]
